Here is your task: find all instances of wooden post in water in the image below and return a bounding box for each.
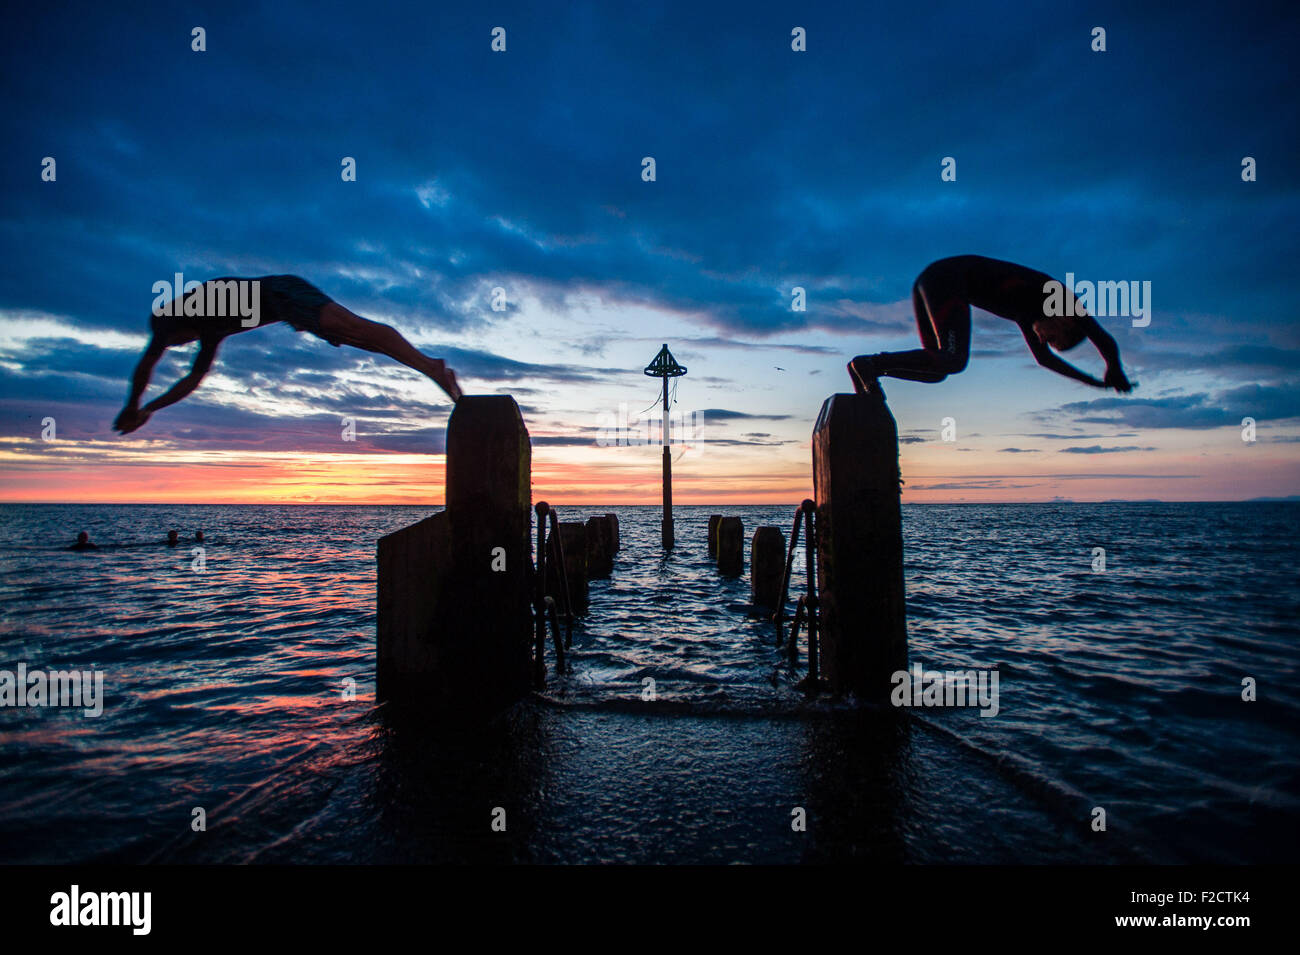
[644,344,687,549]
[716,516,744,577]
[585,515,614,578]
[707,514,722,558]
[812,392,908,701]
[548,521,589,613]
[376,395,533,716]
[750,526,785,607]
[604,513,620,554]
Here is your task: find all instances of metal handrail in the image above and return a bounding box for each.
[542,506,575,647]
[543,595,565,673]
[772,503,806,643]
[779,499,819,686]
[531,502,576,688]
[802,500,819,684]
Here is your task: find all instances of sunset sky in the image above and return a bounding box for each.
[1,0,1296,504]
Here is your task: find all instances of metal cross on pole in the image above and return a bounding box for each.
[644,344,687,548]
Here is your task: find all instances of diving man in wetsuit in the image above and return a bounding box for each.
[114,275,463,434]
[848,255,1133,394]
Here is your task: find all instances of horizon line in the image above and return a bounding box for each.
[3,498,1297,507]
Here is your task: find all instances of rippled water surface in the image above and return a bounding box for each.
[0,502,1296,863]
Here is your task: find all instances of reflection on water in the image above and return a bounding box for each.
[0,502,1296,863]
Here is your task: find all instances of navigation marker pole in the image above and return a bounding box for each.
[644,344,687,549]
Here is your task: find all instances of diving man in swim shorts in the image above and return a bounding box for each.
[114,275,462,434]
[848,255,1133,394]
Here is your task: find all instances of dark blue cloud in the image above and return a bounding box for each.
[1056,385,1297,431]
[1,0,1297,449]
[698,409,793,421]
[1058,445,1156,454]
[5,1,1298,321]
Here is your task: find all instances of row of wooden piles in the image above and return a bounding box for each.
[543,513,619,614]
[706,515,785,609]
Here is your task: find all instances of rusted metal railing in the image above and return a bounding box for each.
[773,499,819,685]
[531,501,575,686]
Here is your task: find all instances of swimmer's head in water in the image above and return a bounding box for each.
[167,530,179,544]
[1032,315,1088,351]
[195,531,204,542]
[77,531,89,544]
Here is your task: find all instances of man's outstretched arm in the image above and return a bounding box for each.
[142,338,220,413]
[1081,317,1133,392]
[122,337,166,411]
[1019,323,1105,387]
[114,337,167,432]
[117,339,220,433]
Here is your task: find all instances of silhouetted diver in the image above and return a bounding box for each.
[167,530,179,547]
[68,531,97,551]
[114,275,462,434]
[848,255,1133,394]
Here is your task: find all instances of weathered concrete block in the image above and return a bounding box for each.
[376,395,533,717]
[707,514,722,558]
[716,516,744,577]
[812,393,908,701]
[750,525,785,607]
[586,515,614,578]
[603,513,620,554]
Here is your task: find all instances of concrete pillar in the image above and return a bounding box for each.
[603,513,620,554]
[750,525,785,607]
[707,515,722,558]
[585,515,614,578]
[716,516,744,577]
[547,521,589,614]
[377,395,533,716]
[812,392,908,701]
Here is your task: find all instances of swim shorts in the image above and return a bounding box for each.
[263,275,341,346]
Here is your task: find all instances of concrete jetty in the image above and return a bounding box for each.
[812,392,908,701]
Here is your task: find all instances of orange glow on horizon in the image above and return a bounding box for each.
[0,437,1295,505]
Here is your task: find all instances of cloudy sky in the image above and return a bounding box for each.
[1,0,1296,503]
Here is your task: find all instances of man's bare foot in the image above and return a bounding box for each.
[847,356,878,396]
[429,360,462,402]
